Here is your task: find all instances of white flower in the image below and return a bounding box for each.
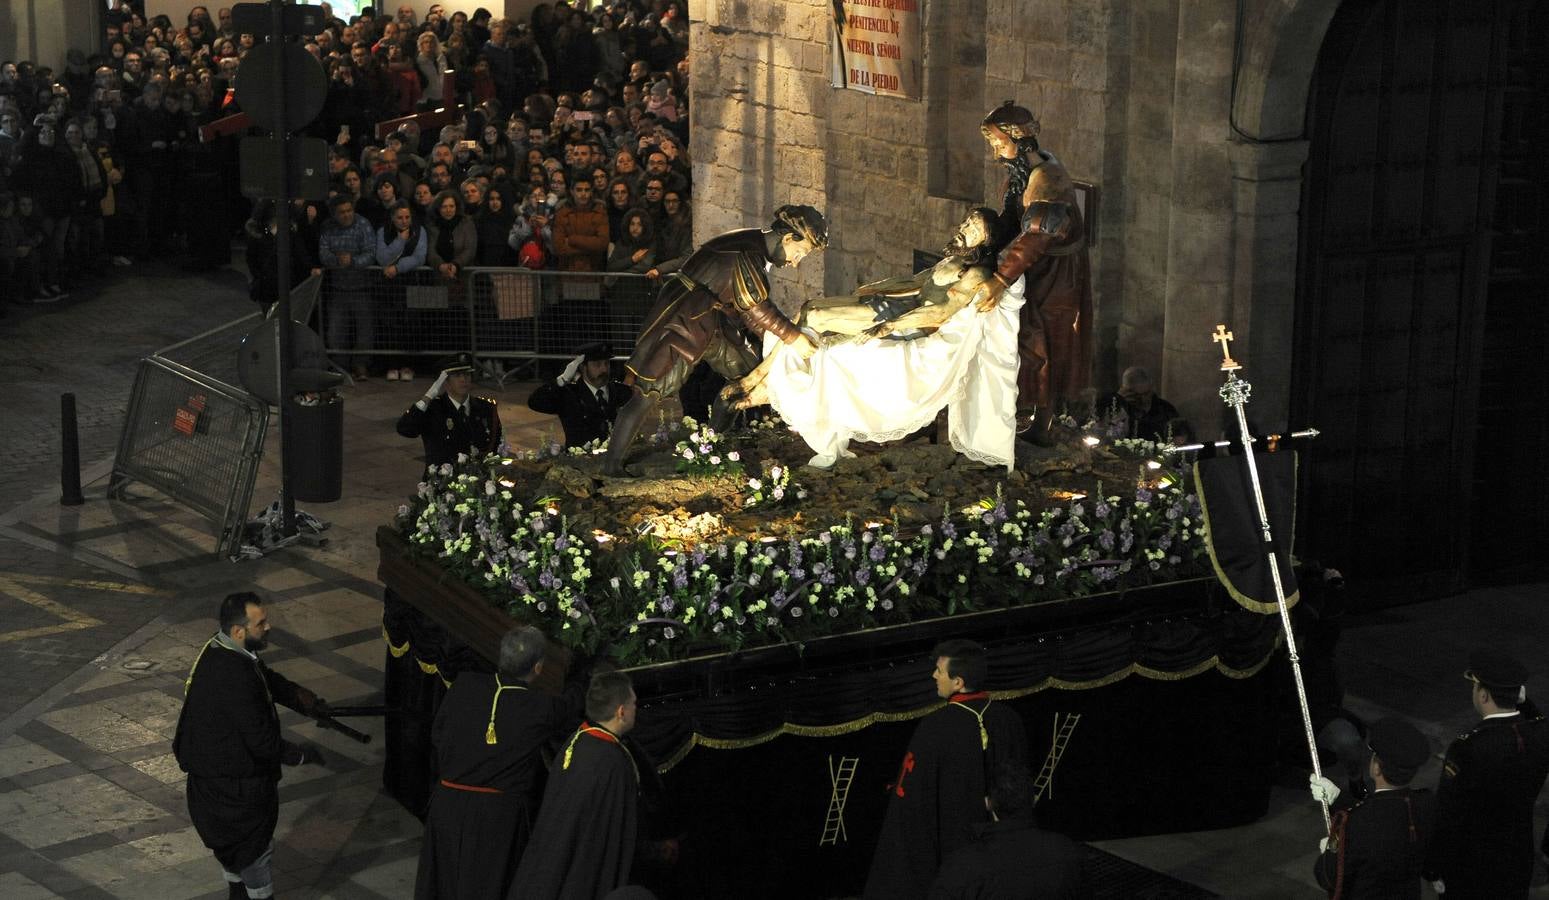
[770,466,783,480]
[747,478,762,491]
[709,455,722,465]
[727,451,740,462]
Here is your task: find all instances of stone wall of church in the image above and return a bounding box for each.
[688,0,1314,434]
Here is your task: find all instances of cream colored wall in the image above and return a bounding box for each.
[1,0,99,72]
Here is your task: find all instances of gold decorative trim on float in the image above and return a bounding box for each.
[652,634,1283,773]
[381,626,452,687]
[1193,457,1300,615]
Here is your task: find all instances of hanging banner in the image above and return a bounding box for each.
[829,0,922,100]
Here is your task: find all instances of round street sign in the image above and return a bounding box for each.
[234,42,328,134]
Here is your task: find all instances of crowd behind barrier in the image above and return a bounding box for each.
[316,264,654,373]
[1,0,692,358]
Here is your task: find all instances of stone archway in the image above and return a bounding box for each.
[1218,0,1343,431]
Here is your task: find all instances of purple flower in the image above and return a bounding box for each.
[1098,530,1115,551]
[820,571,836,585]
[981,512,994,525]
[537,572,558,590]
[1136,488,1154,503]
[510,574,530,593]
[673,569,689,590]
[553,534,569,551]
[772,590,787,607]
[941,521,957,539]
[660,597,676,614]
[855,568,871,586]
[531,518,548,533]
[691,548,707,567]
[1095,502,1111,517]
[869,543,886,562]
[1158,533,1173,550]
[708,600,721,615]
[812,562,827,575]
[1167,506,1182,520]
[844,546,857,561]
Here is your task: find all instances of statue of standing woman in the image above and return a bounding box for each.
[954,101,1094,445]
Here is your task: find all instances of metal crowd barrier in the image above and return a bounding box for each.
[111,356,270,559]
[316,266,657,377]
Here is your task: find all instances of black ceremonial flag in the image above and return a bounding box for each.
[1194,451,1298,614]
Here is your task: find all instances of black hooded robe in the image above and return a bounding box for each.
[509,724,639,900]
[862,694,1028,900]
[414,671,578,900]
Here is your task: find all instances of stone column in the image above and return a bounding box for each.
[1230,139,1310,432]
[1159,0,1237,438]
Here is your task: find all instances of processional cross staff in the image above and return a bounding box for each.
[1211,323,1332,833]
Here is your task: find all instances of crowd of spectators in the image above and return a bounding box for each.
[1,0,693,362]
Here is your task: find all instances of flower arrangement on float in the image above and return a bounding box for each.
[397,417,1209,664]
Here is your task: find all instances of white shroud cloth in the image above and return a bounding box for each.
[761,276,1025,470]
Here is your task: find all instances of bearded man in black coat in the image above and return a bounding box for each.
[174,593,330,900]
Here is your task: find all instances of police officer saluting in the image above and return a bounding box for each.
[396,353,504,470]
[1424,648,1549,898]
[1309,716,1435,898]
[525,342,629,449]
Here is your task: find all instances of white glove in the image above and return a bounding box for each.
[1318,836,1329,853]
[1309,774,1341,806]
[424,370,449,402]
[1430,879,1445,894]
[558,355,584,385]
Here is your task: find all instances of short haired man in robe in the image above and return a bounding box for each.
[510,671,644,898]
[863,639,1028,900]
[413,626,580,900]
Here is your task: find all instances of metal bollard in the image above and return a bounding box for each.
[60,393,85,506]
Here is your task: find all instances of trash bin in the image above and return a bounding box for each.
[288,393,343,502]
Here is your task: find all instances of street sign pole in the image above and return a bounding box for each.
[270,0,297,539]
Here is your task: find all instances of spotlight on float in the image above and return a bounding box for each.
[1082,435,1101,447]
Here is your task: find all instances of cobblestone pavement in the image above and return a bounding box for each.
[2,263,1546,898]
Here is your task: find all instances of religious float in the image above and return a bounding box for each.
[378,393,1309,897]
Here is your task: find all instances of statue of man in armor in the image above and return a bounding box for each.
[955,101,1094,444]
[603,205,828,476]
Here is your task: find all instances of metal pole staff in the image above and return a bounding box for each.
[269,0,297,539]
[1209,324,1330,832]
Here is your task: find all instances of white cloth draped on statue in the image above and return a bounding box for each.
[760,276,1025,470]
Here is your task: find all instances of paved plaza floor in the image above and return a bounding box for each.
[1,263,1546,898]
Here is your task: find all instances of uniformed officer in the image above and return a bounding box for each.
[396,353,504,470]
[1424,648,1549,898]
[1309,716,1435,898]
[524,342,629,449]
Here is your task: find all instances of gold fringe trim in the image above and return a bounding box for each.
[382,627,452,688]
[383,625,410,658]
[654,633,1284,772]
[1193,459,1300,615]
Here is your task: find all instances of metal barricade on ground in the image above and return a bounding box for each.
[110,357,269,559]
[316,266,657,377]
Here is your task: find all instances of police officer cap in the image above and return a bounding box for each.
[1366,716,1429,771]
[578,342,613,363]
[1465,647,1528,688]
[439,352,477,374]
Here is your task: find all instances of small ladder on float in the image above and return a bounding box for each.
[819,755,860,846]
[1033,712,1081,804]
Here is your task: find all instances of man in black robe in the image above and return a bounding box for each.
[1424,648,1549,898]
[510,670,641,899]
[414,626,582,900]
[174,592,329,900]
[863,640,1029,900]
[396,353,504,471]
[526,343,630,449]
[1309,716,1435,897]
[929,762,1089,899]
